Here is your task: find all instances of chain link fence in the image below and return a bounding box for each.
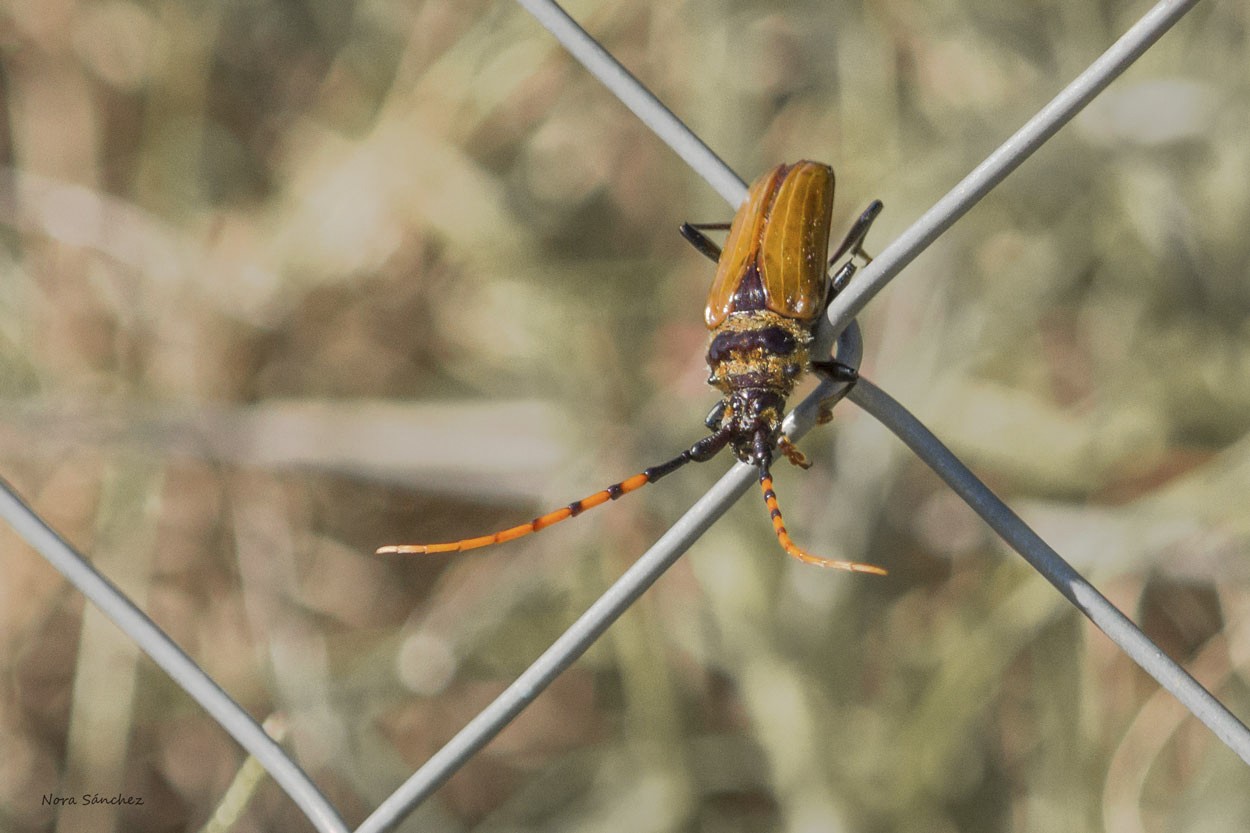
[2,0,1248,831]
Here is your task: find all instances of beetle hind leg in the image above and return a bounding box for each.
[827,200,884,295]
[828,200,884,267]
[680,222,730,263]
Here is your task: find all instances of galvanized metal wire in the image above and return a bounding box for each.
[823,0,1205,337]
[353,327,861,833]
[847,377,1250,764]
[0,479,350,833]
[512,0,747,205]
[0,0,1240,831]
[365,0,1245,828]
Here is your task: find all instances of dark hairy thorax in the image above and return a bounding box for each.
[704,266,816,462]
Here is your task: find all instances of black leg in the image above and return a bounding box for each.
[828,200,884,268]
[811,359,859,384]
[829,261,857,296]
[810,360,858,425]
[704,399,728,431]
[680,222,730,263]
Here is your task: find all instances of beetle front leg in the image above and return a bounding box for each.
[704,399,728,431]
[777,436,812,469]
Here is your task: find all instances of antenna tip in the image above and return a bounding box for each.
[376,544,423,555]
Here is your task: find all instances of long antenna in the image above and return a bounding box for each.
[757,460,887,574]
[378,427,734,555]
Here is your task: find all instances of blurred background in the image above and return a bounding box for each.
[1,0,1249,831]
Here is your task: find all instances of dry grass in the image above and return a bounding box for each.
[1,0,1249,831]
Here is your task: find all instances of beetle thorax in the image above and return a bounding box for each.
[705,310,812,398]
[705,310,814,463]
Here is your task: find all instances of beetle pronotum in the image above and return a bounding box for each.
[380,161,885,573]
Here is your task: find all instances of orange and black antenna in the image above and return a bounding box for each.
[378,427,886,574]
[382,162,888,575]
[377,427,734,556]
[757,458,886,574]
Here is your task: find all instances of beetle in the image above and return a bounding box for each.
[379,161,885,573]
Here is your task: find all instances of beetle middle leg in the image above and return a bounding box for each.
[810,359,860,424]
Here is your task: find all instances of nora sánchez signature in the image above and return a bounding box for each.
[42,793,145,806]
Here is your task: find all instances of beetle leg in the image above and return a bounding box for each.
[828,199,884,269]
[811,359,859,384]
[680,222,730,263]
[777,436,811,469]
[810,360,859,423]
[704,399,728,431]
[829,260,858,295]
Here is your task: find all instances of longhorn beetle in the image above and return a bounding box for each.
[379,161,886,573]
